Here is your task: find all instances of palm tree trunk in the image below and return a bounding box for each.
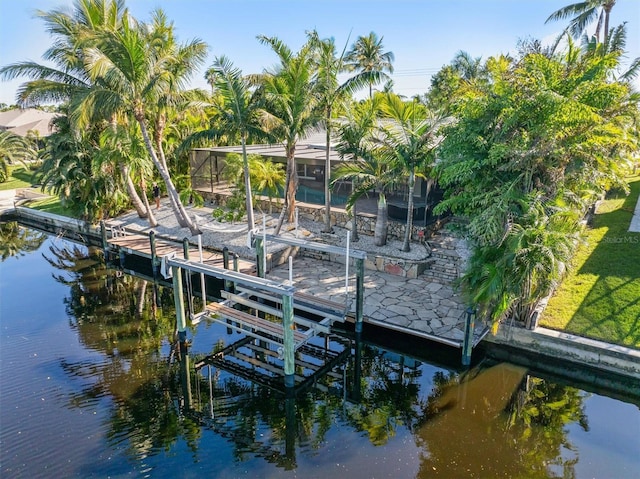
[154,119,189,227]
[139,180,158,227]
[274,154,291,236]
[351,201,359,241]
[323,107,332,232]
[402,170,415,252]
[120,164,148,218]
[241,135,255,231]
[374,191,388,246]
[287,145,298,223]
[603,3,613,48]
[136,115,201,235]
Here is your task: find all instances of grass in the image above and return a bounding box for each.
[28,196,77,217]
[541,175,640,349]
[0,166,35,191]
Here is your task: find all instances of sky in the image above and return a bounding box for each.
[0,0,639,106]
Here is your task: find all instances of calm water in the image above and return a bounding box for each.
[1,225,639,479]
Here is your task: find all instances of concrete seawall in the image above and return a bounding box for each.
[484,326,640,381]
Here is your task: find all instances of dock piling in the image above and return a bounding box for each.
[461,307,476,366]
[282,293,295,388]
[172,264,187,342]
[223,247,231,292]
[183,238,194,318]
[149,230,158,278]
[355,258,364,334]
[255,237,265,278]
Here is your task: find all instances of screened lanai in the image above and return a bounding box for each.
[189,130,445,225]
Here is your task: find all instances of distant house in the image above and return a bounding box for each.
[0,108,59,138]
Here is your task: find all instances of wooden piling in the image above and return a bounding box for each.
[172,264,187,342]
[355,257,365,334]
[100,221,108,258]
[255,237,265,278]
[149,230,158,278]
[222,247,231,292]
[282,293,295,388]
[461,307,475,366]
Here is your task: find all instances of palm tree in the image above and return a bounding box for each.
[256,35,320,235]
[546,0,618,48]
[377,93,445,252]
[0,0,157,222]
[96,124,156,225]
[451,50,484,82]
[199,55,266,230]
[333,98,381,242]
[333,99,395,246]
[344,32,395,99]
[76,14,206,234]
[0,131,35,182]
[252,158,285,214]
[307,30,378,233]
[0,0,125,106]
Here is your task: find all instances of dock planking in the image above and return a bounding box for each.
[107,233,256,274]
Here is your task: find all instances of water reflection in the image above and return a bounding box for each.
[3,230,638,478]
[0,221,46,261]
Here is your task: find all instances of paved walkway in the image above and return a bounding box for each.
[267,256,486,347]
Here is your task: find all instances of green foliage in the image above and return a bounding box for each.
[0,131,36,182]
[435,47,638,326]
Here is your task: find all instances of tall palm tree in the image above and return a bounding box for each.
[256,35,320,235]
[333,98,381,242]
[76,14,206,234]
[0,0,158,222]
[198,55,266,230]
[546,0,618,48]
[96,124,156,224]
[378,93,444,252]
[307,30,380,233]
[0,0,125,106]
[0,131,35,182]
[344,32,395,99]
[333,98,395,246]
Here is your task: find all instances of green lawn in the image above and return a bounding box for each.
[541,175,640,349]
[28,196,77,217]
[0,166,35,191]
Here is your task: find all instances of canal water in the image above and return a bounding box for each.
[1,225,639,478]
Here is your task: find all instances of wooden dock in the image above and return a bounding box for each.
[104,227,255,275]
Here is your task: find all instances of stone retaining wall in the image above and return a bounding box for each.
[204,192,449,242]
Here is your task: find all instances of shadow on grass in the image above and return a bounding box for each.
[562,183,640,348]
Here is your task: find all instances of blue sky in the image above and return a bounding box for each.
[1,0,639,105]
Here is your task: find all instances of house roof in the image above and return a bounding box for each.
[0,108,59,137]
[192,127,345,163]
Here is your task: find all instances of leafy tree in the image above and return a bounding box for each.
[344,32,395,99]
[435,49,637,326]
[75,12,207,234]
[251,157,285,214]
[96,123,157,224]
